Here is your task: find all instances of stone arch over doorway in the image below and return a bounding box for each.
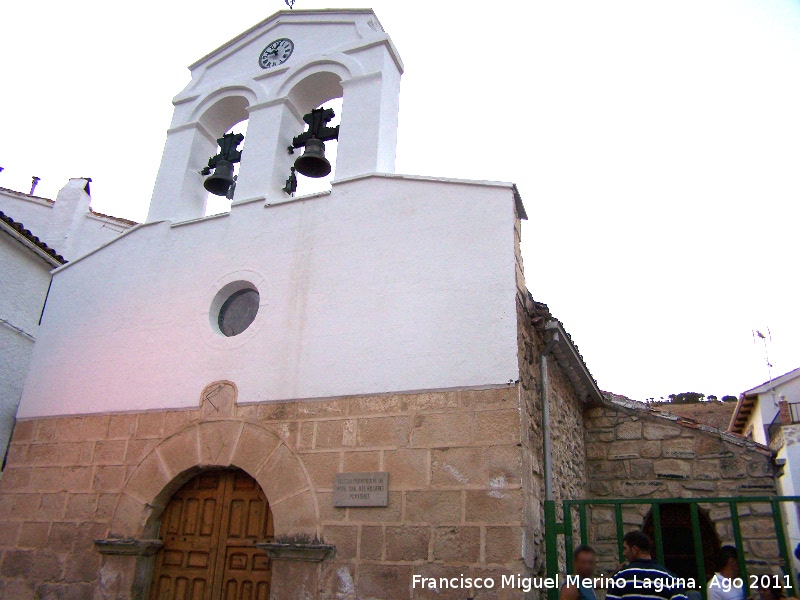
[98,382,320,599]
[109,391,319,540]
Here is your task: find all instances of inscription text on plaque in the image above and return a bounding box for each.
[333,472,389,507]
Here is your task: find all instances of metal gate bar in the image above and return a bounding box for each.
[545,496,800,600]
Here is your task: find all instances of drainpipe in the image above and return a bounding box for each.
[541,329,559,501]
[541,325,559,591]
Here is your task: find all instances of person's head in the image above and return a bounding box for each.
[759,578,786,600]
[716,546,739,577]
[572,545,597,577]
[622,531,652,562]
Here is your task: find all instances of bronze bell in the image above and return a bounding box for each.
[294,138,331,178]
[204,159,236,196]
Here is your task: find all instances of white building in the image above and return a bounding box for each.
[16,9,525,421]
[0,180,135,263]
[2,10,537,597]
[730,367,800,574]
[0,181,134,472]
[0,211,64,472]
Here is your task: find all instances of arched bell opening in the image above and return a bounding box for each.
[194,93,252,216]
[285,71,344,197]
[147,468,274,600]
[642,503,721,581]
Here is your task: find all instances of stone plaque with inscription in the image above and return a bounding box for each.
[333,472,389,507]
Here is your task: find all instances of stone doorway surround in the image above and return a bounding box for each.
[95,381,319,599]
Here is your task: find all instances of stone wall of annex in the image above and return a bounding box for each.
[585,401,780,576]
[0,384,531,600]
[517,295,589,577]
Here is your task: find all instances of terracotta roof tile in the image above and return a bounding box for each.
[88,208,137,227]
[0,185,54,204]
[522,291,603,404]
[0,210,66,264]
[603,392,772,456]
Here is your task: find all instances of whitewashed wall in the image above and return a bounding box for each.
[776,428,800,576]
[0,236,52,458]
[0,181,132,261]
[148,10,403,223]
[744,377,800,444]
[19,175,522,417]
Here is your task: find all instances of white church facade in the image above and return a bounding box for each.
[0,9,787,600]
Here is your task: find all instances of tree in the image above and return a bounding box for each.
[668,392,706,404]
[648,392,738,405]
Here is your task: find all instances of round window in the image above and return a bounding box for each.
[217,288,260,337]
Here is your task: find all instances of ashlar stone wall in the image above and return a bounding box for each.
[0,383,530,600]
[302,387,527,600]
[585,401,780,576]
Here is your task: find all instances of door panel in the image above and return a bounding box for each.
[217,470,274,600]
[150,470,273,600]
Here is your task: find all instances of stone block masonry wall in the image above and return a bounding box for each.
[306,389,526,600]
[0,385,530,600]
[585,402,780,576]
[517,297,589,576]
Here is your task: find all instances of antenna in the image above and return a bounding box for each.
[753,328,778,406]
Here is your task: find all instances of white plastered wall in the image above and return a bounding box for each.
[745,377,800,444]
[0,182,132,262]
[0,236,52,457]
[19,176,522,417]
[776,428,800,576]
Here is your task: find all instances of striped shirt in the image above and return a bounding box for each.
[606,559,690,600]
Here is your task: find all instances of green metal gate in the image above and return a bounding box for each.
[544,496,800,600]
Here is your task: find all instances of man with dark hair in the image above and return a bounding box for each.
[606,531,688,600]
[708,546,745,600]
[560,545,598,600]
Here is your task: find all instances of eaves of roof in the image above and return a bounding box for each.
[605,393,773,457]
[729,366,800,433]
[88,209,138,227]
[523,292,603,404]
[728,395,756,434]
[742,366,800,396]
[0,210,65,266]
[0,186,54,204]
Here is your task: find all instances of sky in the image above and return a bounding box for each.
[1,0,799,401]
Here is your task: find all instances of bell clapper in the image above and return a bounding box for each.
[283,167,297,196]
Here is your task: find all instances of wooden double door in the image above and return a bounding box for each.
[149,469,274,600]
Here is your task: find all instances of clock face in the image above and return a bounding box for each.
[259,38,294,69]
